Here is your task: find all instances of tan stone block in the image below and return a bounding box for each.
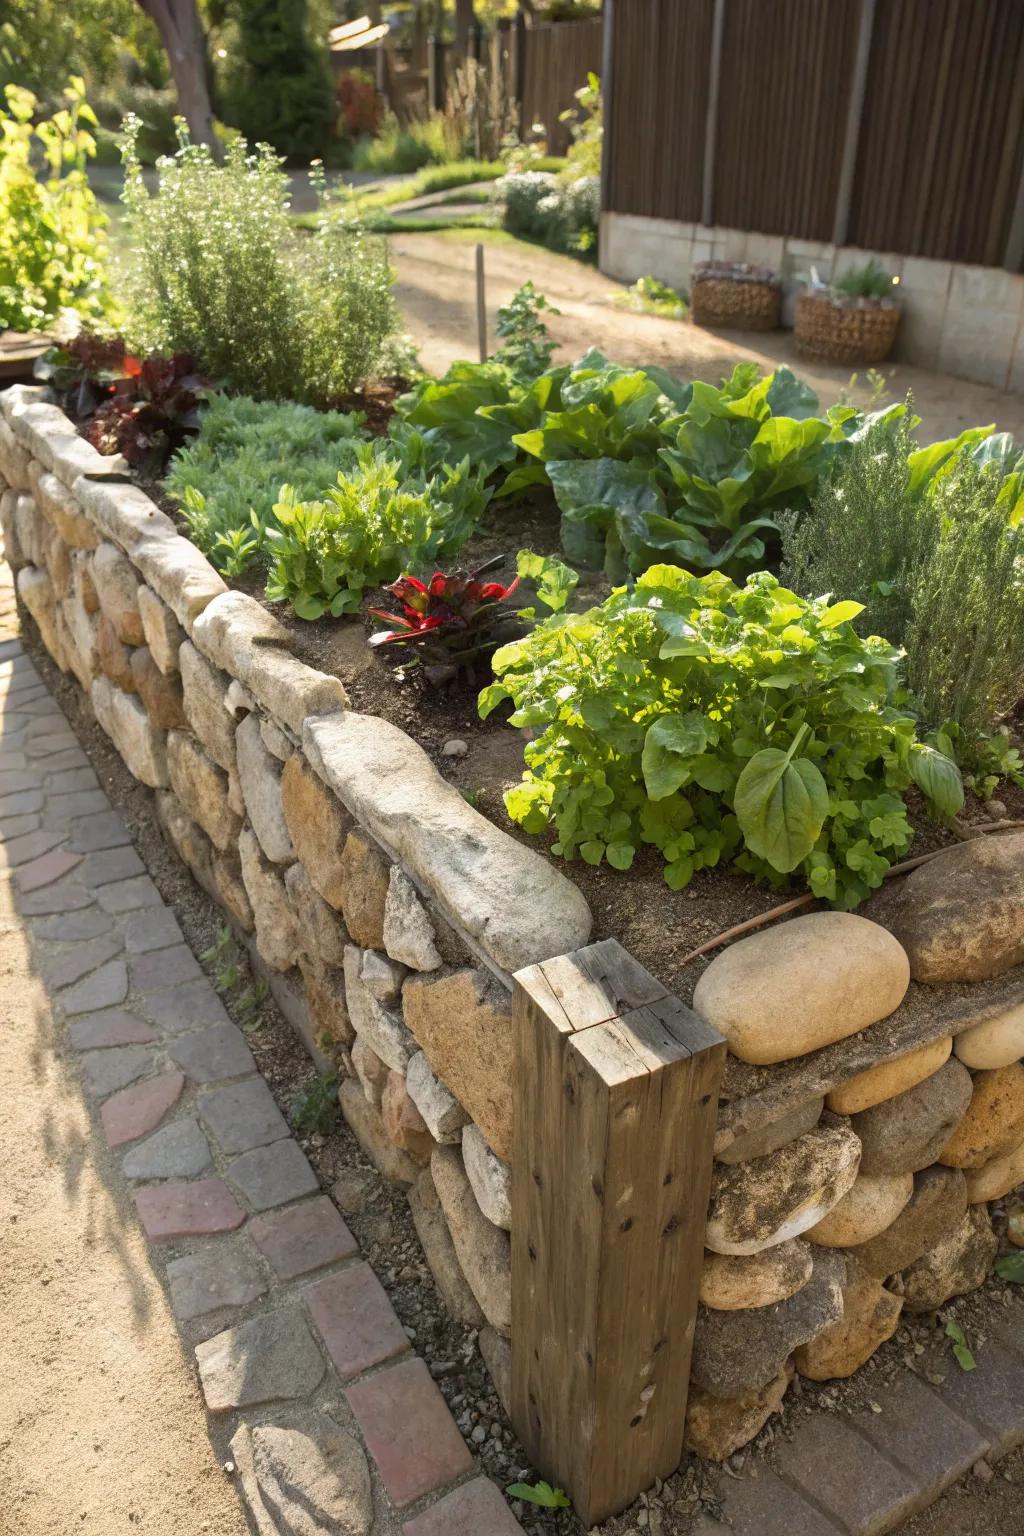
[298,954,353,1048]
[166,730,241,853]
[382,1070,433,1163]
[280,753,353,911]
[685,1365,792,1461]
[827,1037,952,1115]
[338,828,390,949]
[403,968,514,1163]
[940,1063,1024,1169]
[130,648,187,731]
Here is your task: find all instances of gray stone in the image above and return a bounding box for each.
[199,1077,291,1155]
[239,827,302,972]
[34,908,112,942]
[478,1326,512,1418]
[691,1249,847,1399]
[190,589,292,672]
[122,1117,213,1180]
[358,948,406,1003]
[61,958,128,1015]
[227,1139,319,1212]
[137,584,183,675]
[43,933,123,990]
[236,712,294,864]
[169,1022,256,1084]
[716,1097,825,1165]
[431,1144,511,1336]
[167,1244,268,1322]
[461,1122,512,1229]
[706,1120,862,1255]
[855,1164,970,1279]
[343,945,414,1070]
[901,1205,999,1312]
[406,1051,468,1144]
[179,641,236,771]
[195,1307,325,1410]
[79,1044,155,1097]
[123,906,184,953]
[853,1058,974,1175]
[284,863,349,967]
[304,712,592,973]
[408,1167,486,1329]
[66,810,132,853]
[230,1412,373,1536]
[90,676,168,789]
[260,716,295,763]
[96,874,162,913]
[166,728,241,852]
[141,979,231,1035]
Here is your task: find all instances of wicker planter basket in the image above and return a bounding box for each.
[690,260,781,331]
[794,291,901,366]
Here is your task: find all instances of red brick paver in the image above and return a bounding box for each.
[102,1069,185,1147]
[346,1356,474,1507]
[135,1177,245,1240]
[403,1477,524,1534]
[251,1196,358,1280]
[306,1261,410,1381]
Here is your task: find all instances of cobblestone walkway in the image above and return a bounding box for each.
[0,630,522,1535]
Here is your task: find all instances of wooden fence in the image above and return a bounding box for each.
[604,0,1024,271]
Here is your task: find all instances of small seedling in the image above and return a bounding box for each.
[945,1318,976,1372]
[506,1480,571,1509]
[236,976,268,1033]
[290,1073,339,1137]
[461,788,482,808]
[200,924,233,967]
[995,1252,1024,1284]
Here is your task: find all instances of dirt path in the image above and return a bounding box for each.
[389,232,1024,443]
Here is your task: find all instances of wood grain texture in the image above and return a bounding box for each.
[511,940,725,1526]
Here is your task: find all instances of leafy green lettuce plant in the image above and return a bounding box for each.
[480,566,962,907]
[265,440,489,619]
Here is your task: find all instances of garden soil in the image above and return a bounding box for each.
[0,906,247,1534]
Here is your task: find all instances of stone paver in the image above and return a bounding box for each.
[914,1325,1024,1459]
[142,978,232,1035]
[124,906,183,953]
[250,1196,358,1280]
[96,873,162,912]
[16,846,81,891]
[34,908,112,940]
[66,811,133,853]
[403,1477,524,1535]
[774,1416,919,1535]
[850,1369,987,1500]
[131,941,203,991]
[226,1138,319,1212]
[135,1177,246,1241]
[307,1262,410,1382]
[69,1009,158,1050]
[43,933,123,990]
[196,1307,325,1410]
[122,1117,213,1180]
[0,788,43,816]
[199,1078,290,1155]
[346,1357,473,1508]
[80,845,145,887]
[167,1244,267,1322]
[19,880,94,915]
[101,1069,185,1147]
[60,957,128,1015]
[2,827,64,866]
[712,1469,843,1535]
[168,1021,256,1084]
[79,1044,155,1098]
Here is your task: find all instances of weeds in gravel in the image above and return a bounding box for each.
[506,1480,571,1508]
[945,1318,977,1372]
[290,1073,340,1136]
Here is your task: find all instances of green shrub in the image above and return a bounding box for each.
[559,72,602,181]
[120,124,397,407]
[353,112,457,174]
[265,437,490,618]
[492,282,559,382]
[480,565,962,908]
[497,169,599,254]
[0,79,109,331]
[782,412,1024,760]
[834,258,895,300]
[217,0,334,161]
[165,393,364,574]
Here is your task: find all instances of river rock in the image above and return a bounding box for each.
[900,1207,998,1312]
[879,832,1024,982]
[705,1120,861,1255]
[684,1365,792,1461]
[403,968,514,1163]
[955,1002,1024,1070]
[807,1170,913,1249]
[693,912,910,1065]
[699,1241,813,1311]
[716,1096,824,1165]
[280,753,353,912]
[851,1058,973,1175]
[794,1256,902,1380]
[827,1037,953,1116]
[431,1144,511,1336]
[854,1165,968,1277]
[940,1064,1024,1169]
[965,1136,1024,1203]
[690,1249,845,1398]
[235,712,294,864]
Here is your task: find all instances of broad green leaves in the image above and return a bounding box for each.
[909,743,965,818]
[642,712,710,799]
[734,733,829,873]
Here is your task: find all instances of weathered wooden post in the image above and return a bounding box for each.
[511,939,725,1527]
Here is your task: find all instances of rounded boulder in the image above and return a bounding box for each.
[806,1170,914,1249]
[955,1002,1024,1070]
[827,1036,952,1116]
[700,1241,813,1311]
[851,1058,973,1175]
[939,1063,1024,1170]
[693,912,910,1065]
[705,1120,861,1255]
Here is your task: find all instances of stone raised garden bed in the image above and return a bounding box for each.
[2,382,1023,1525]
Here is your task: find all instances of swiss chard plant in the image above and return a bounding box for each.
[34,332,138,420]
[85,351,206,473]
[368,568,522,676]
[264,440,489,619]
[480,565,963,907]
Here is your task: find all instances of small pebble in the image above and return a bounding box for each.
[442,739,468,757]
[973,1459,994,1483]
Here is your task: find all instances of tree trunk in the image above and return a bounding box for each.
[137,0,216,147]
[454,0,476,56]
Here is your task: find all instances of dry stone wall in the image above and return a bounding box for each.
[3,383,1022,1476]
